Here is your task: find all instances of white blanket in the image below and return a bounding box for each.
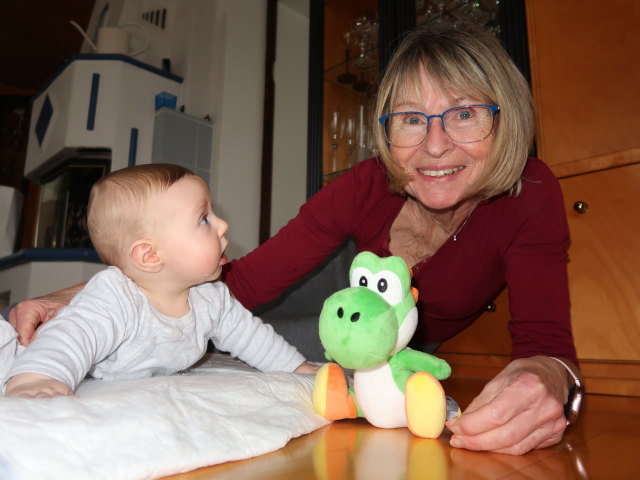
[0,353,329,480]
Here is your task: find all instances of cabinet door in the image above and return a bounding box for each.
[561,164,640,362]
[526,0,640,176]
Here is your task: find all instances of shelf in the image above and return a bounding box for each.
[0,248,101,271]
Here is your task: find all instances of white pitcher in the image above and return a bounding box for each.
[69,20,149,57]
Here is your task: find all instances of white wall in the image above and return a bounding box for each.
[179,0,268,260]
[79,0,303,257]
[0,262,105,305]
[184,0,310,248]
[271,0,309,236]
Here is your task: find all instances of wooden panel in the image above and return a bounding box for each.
[438,352,640,397]
[580,362,640,397]
[551,146,640,180]
[437,352,510,379]
[561,163,640,362]
[526,0,640,167]
[438,289,511,356]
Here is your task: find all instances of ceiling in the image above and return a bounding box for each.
[0,1,95,95]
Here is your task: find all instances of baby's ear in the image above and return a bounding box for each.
[130,240,162,273]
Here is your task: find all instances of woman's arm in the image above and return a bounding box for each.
[8,282,86,345]
[222,162,376,310]
[448,160,579,454]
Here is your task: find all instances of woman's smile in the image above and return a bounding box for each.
[417,165,466,178]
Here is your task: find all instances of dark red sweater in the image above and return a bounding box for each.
[223,157,577,363]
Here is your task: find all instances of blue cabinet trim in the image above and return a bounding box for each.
[0,249,102,271]
[87,73,100,131]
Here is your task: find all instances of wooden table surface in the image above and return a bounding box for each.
[163,377,640,480]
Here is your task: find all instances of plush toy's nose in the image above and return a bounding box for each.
[319,286,398,369]
[336,307,360,322]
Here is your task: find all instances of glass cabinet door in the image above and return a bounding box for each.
[322,1,379,187]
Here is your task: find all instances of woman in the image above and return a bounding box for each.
[8,24,578,455]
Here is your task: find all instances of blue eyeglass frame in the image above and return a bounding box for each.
[378,104,500,139]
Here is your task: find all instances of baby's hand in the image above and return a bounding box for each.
[294,362,321,375]
[5,373,74,398]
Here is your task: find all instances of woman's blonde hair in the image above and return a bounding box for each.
[373,23,535,198]
[87,163,193,266]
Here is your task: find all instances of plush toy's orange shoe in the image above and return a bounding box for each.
[405,371,446,438]
[313,363,357,420]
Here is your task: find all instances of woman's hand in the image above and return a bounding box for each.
[8,283,85,346]
[5,373,74,398]
[445,356,574,455]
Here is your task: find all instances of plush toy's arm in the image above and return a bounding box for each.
[389,349,451,392]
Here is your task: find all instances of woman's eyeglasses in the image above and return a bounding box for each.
[379,104,500,146]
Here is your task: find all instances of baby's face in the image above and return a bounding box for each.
[151,175,229,286]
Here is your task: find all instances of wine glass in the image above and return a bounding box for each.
[329,111,342,172]
[354,104,370,163]
[342,115,355,167]
[337,31,357,84]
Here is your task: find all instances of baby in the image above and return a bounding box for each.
[4,163,315,398]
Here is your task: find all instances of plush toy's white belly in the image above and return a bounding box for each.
[354,363,407,428]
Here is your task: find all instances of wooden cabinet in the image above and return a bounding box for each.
[439,0,640,396]
[526,0,640,176]
[562,165,640,362]
[560,165,640,396]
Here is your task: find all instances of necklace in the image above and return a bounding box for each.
[430,204,477,242]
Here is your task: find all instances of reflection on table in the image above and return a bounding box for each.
[164,376,640,480]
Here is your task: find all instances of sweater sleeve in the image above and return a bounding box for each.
[7,269,134,389]
[222,159,385,310]
[205,282,306,372]
[505,161,577,364]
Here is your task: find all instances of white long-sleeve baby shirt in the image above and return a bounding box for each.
[7,267,305,390]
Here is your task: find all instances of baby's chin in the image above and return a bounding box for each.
[206,265,224,282]
[203,271,222,283]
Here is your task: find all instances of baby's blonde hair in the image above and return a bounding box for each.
[87,163,193,266]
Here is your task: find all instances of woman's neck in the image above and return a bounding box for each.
[389,197,479,266]
[409,197,478,231]
[419,198,479,242]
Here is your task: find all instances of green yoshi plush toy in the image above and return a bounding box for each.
[312,251,454,438]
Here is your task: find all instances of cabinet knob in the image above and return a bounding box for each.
[485,302,497,312]
[573,201,589,214]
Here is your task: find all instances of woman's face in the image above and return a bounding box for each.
[390,71,494,211]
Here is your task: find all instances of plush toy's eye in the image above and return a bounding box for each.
[351,267,372,289]
[374,272,403,305]
[351,266,404,305]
